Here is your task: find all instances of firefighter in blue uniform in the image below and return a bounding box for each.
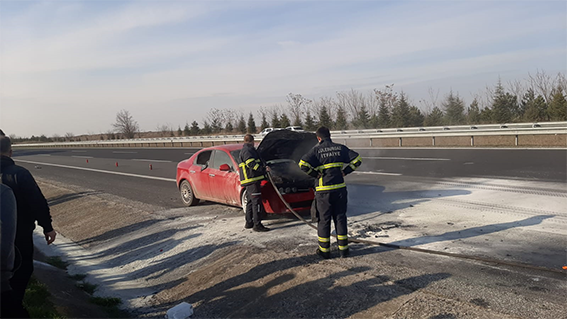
[238,134,270,232]
[299,127,362,258]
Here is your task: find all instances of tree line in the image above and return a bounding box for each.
[9,70,566,142]
[165,70,566,137]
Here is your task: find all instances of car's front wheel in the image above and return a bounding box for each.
[180,180,200,206]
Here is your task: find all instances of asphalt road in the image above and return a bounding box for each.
[11,146,566,208]
[11,146,566,317]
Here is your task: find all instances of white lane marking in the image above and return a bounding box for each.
[72,156,94,159]
[132,159,172,163]
[16,160,176,182]
[184,153,195,155]
[363,156,450,161]
[352,171,402,176]
[35,154,51,156]
[71,150,87,153]
[112,151,138,154]
[464,162,474,165]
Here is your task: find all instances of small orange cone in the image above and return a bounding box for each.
[563,266,567,270]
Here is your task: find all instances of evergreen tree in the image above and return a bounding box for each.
[480,107,492,124]
[408,106,424,127]
[547,88,567,121]
[355,105,370,129]
[177,126,182,137]
[335,107,348,130]
[522,89,548,122]
[210,118,222,133]
[183,122,191,136]
[260,113,269,131]
[491,81,516,123]
[280,113,291,128]
[442,91,466,125]
[391,93,411,127]
[304,111,316,131]
[369,114,379,129]
[318,106,333,129]
[377,100,391,128]
[190,121,200,135]
[225,121,234,133]
[247,112,257,133]
[424,107,444,126]
[466,99,481,125]
[237,115,247,134]
[271,112,280,128]
[202,121,212,135]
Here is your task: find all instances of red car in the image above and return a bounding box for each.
[176,130,317,214]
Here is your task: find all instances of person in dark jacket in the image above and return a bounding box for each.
[0,135,57,307]
[299,127,362,258]
[238,134,270,232]
[1,184,30,317]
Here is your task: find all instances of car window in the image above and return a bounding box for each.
[212,150,234,170]
[231,150,242,164]
[195,150,212,166]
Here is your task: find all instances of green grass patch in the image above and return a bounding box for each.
[76,282,98,294]
[45,256,69,270]
[90,297,130,318]
[68,273,87,281]
[23,276,65,319]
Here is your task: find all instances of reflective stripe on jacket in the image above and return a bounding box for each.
[299,138,361,192]
[238,143,266,186]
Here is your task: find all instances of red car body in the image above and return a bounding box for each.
[176,131,317,214]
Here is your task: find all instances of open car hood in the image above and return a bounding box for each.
[257,129,318,163]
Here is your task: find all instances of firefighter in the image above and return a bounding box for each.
[299,127,362,258]
[238,134,271,232]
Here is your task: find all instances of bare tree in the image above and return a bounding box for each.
[286,93,312,126]
[366,91,379,117]
[113,109,139,139]
[336,89,364,120]
[65,132,75,142]
[224,108,237,133]
[528,69,558,103]
[418,87,440,114]
[507,79,526,102]
[156,124,173,137]
[206,108,225,133]
[313,96,337,121]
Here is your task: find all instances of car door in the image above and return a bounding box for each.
[209,150,240,204]
[190,150,213,199]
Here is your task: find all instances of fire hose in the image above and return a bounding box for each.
[266,171,564,274]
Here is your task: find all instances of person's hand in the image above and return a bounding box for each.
[265,165,271,172]
[342,171,346,176]
[44,230,57,245]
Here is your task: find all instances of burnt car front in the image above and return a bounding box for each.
[257,129,318,214]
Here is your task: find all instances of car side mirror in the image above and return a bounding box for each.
[219,164,231,171]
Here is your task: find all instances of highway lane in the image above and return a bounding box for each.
[10,146,567,272]
[13,147,567,182]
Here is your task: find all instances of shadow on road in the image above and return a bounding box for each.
[47,191,102,206]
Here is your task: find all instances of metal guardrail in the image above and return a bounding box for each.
[13,121,567,147]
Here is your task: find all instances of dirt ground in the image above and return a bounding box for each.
[32,178,567,319]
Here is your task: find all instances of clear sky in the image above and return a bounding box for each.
[1,0,565,137]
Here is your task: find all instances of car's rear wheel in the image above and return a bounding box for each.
[180,180,200,206]
[241,189,247,214]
